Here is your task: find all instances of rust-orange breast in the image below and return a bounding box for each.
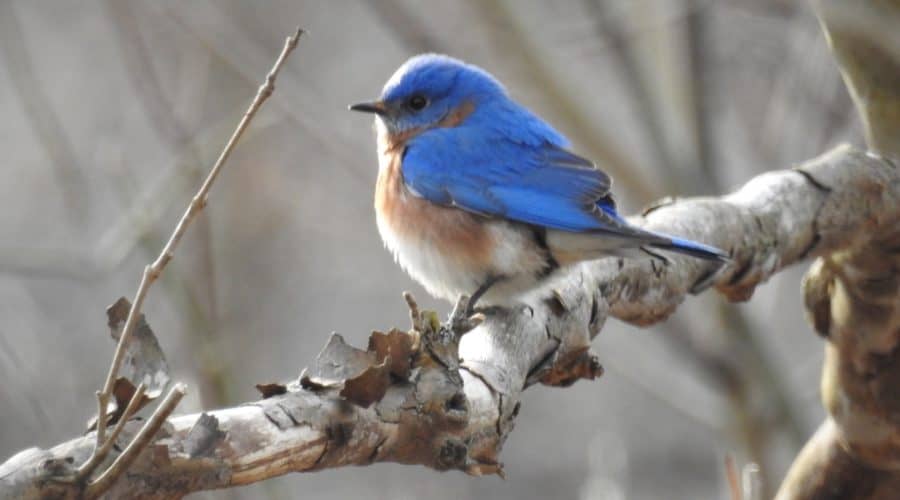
[375,148,493,267]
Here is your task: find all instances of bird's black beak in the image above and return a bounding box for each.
[349,100,387,116]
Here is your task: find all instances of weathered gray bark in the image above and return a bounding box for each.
[1,142,897,499]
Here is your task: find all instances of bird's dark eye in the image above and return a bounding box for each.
[407,94,428,111]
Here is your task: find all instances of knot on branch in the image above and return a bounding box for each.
[806,229,900,468]
[522,278,607,388]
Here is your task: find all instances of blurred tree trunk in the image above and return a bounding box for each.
[776,1,900,498]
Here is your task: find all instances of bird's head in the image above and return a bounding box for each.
[350,54,505,137]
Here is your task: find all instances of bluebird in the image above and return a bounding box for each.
[350,54,727,308]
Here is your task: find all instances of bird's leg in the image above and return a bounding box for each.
[466,275,505,317]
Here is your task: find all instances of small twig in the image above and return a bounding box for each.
[95,269,153,447]
[92,26,304,450]
[106,1,229,408]
[84,384,186,499]
[77,383,147,480]
[403,291,422,332]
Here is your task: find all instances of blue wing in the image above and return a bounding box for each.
[402,116,621,233]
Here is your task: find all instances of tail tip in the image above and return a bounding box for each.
[666,236,730,263]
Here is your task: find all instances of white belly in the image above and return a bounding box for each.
[377,212,481,301]
[377,211,549,304]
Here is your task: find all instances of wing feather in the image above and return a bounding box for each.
[401,124,623,234]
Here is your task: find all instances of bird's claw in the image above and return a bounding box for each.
[449,295,484,336]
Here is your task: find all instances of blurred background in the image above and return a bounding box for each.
[0,1,861,498]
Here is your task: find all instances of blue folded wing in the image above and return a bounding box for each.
[402,125,619,233]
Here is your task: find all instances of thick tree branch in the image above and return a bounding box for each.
[1,144,897,499]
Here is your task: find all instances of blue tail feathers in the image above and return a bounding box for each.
[650,235,730,262]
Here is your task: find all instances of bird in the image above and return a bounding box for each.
[350,54,727,308]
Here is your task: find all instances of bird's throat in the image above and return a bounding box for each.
[376,100,476,155]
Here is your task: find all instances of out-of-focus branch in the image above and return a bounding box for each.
[365,0,444,52]
[683,3,721,192]
[583,0,683,191]
[150,3,373,191]
[0,110,254,280]
[776,1,900,498]
[0,2,88,219]
[726,454,762,500]
[105,0,229,408]
[815,0,900,159]
[1,144,896,499]
[469,0,660,202]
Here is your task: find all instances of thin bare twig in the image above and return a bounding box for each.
[153,4,372,193]
[105,0,229,408]
[76,383,147,479]
[84,383,186,499]
[87,25,304,478]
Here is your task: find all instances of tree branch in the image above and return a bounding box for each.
[1,143,896,499]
